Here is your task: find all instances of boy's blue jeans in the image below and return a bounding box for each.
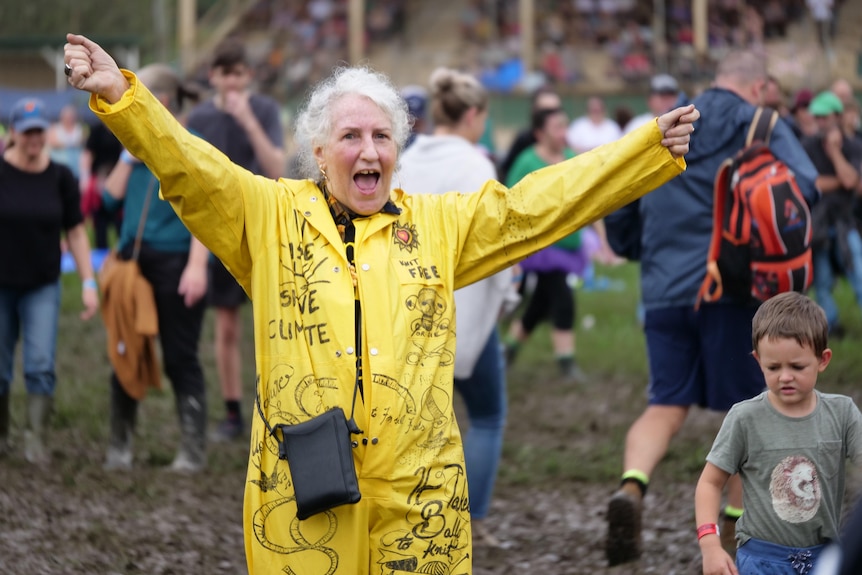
[454,328,507,520]
[737,537,826,575]
[0,281,61,396]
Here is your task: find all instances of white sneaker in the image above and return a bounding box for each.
[103,446,133,471]
[169,449,205,473]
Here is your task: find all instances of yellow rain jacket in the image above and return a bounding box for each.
[91,72,685,575]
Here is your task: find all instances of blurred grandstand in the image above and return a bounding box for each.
[191,0,862,100]
[0,0,860,125]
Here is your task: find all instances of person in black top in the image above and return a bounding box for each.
[83,120,123,248]
[0,98,98,464]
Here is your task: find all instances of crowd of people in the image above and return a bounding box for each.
[175,0,845,103]
[2,12,862,574]
[199,0,407,99]
[58,29,699,574]
[460,0,841,91]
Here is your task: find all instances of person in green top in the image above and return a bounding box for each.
[504,107,589,381]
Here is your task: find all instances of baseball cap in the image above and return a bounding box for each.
[401,85,427,120]
[791,89,813,113]
[9,98,50,132]
[809,91,844,117]
[650,74,679,95]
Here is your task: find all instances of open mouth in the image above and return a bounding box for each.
[354,169,380,193]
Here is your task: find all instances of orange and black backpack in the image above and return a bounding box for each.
[696,107,812,308]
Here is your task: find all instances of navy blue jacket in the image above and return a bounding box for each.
[607,87,819,310]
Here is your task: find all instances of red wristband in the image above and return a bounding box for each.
[697,523,719,540]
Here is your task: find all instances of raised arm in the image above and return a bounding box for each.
[64,33,276,293]
[64,34,130,104]
[658,104,699,158]
[451,107,697,288]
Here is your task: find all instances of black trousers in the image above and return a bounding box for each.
[520,270,576,333]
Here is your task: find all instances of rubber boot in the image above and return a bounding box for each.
[0,393,9,457]
[23,394,52,465]
[169,392,207,473]
[104,381,138,471]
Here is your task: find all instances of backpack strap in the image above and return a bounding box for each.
[745,106,779,146]
[696,158,734,309]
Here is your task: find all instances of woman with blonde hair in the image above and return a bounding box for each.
[399,67,516,546]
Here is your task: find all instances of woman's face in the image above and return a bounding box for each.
[540,111,570,153]
[13,128,47,160]
[314,94,397,215]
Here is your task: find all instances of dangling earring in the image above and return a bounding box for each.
[318,165,329,192]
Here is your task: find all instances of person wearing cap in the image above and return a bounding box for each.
[802,90,862,338]
[99,63,211,472]
[790,89,818,139]
[0,97,99,464]
[400,84,428,150]
[624,73,683,134]
[603,50,819,567]
[186,38,286,443]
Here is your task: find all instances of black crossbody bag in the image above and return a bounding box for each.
[255,223,364,520]
[256,401,362,520]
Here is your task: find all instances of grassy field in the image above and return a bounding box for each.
[10,261,862,483]
[498,262,862,489]
[3,261,862,573]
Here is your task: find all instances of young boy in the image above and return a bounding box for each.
[695,292,862,575]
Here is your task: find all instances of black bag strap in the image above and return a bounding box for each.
[745,106,779,147]
[342,222,363,427]
[130,171,158,262]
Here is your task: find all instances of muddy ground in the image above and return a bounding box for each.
[2,288,860,575]
[0,371,727,575]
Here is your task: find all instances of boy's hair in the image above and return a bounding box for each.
[752,292,828,355]
[211,38,248,71]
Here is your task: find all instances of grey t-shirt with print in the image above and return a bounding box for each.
[707,391,862,548]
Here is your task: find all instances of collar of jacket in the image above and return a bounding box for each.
[295,183,404,250]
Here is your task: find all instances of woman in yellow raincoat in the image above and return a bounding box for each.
[64,33,698,575]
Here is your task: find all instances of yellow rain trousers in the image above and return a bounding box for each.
[91,73,685,574]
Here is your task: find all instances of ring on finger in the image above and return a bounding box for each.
[64,63,72,77]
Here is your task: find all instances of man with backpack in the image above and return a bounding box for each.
[603,50,819,567]
[803,91,862,337]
